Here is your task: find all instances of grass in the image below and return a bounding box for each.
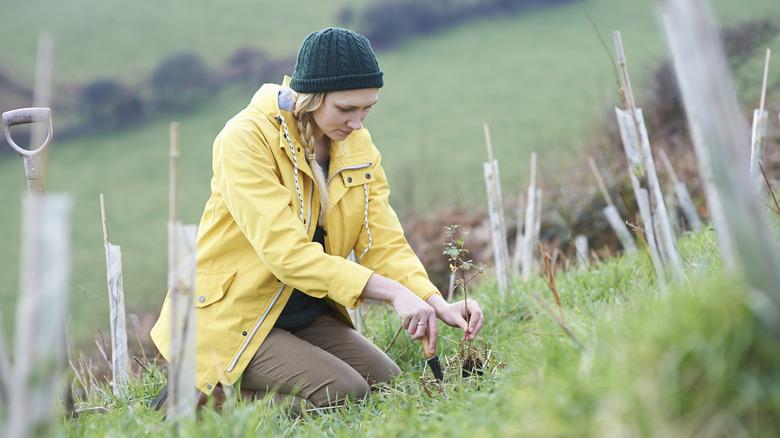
[61,230,780,436]
[1,0,780,345]
[0,0,358,85]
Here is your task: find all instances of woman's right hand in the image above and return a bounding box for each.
[361,274,437,352]
[390,289,437,344]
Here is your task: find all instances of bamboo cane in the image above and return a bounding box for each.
[588,156,637,251]
[482,123,510,295]
[658,149,702,231]
[664,0,780,333]
[99,194,130,397]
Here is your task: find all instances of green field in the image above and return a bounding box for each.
[64,231,780,436]
[1,0,779,344]
[0,0,357,84]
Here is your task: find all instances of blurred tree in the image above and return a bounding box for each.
[79,78,144,129]
[150,53,212,111]
[227,47,271,84]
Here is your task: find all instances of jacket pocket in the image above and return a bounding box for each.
[340,166,375,188]
[194,270,238,308]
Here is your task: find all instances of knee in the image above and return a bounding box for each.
[366,355,402,385]
[311,375,370,408]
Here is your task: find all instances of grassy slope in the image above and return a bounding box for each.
[0,0,357,84]
[1,0,779,344]
[65,230,780,436]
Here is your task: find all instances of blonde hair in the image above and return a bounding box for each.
[292,92,330,225]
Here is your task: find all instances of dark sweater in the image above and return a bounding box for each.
[274,157,331,331]
[274,225,330,330]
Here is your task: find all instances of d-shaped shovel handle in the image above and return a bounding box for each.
[3,107,53,157]
[3,107,53,192]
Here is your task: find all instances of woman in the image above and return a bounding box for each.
[151,27,485,409]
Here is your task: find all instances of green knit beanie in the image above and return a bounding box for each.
[291,27,384,93]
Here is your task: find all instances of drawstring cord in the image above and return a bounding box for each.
[359,183,372,261]
[277,115,305,224]
[276,114,372,260]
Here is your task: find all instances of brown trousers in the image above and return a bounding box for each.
[238,313,401,408]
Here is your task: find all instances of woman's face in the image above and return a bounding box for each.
[312,88,379,142]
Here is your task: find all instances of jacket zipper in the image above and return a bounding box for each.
[225,178,315,373]
[327,162,372,183]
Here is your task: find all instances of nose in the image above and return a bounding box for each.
[346,114,362,130]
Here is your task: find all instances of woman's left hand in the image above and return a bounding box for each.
[427,295,484,341]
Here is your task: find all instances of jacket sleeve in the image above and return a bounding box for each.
[354,148,442,302]
[213,119,374,309]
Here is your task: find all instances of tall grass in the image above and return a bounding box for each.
[64,230,780,436]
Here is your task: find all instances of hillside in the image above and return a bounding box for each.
[0,0,779,344]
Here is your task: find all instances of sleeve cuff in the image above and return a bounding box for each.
[328,258,374,309]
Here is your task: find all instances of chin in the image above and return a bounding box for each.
[331,130,351,140]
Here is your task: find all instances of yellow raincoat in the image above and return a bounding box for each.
[151,77,441,394]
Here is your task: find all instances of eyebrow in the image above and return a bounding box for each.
[336,99,379,110]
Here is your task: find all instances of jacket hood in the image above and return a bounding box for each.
[246,76,378,164]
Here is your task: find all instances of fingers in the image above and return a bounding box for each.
[400,313,412,332]
[467,302,482,333]
[467,312,485,340]
[464,300,484,340]
[412,311,429,339]
[407,313,420,337]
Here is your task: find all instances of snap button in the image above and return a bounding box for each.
[198,295,206,303]
[303,219,307,224]
[347,176,353,183]
[242,331,247,336]
[207,384,212,390]
[297,147,300,152]
[323,230,328,236]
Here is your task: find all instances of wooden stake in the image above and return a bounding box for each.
[614,31,684,284]
[603,205,637,252]
[751,50,771,179]
[664,0,780,332]
[613,31,637,110]
[658,149,702,231]
[588,156,614,207]
[99,194,130,397]
[31,33,54,188]
[8,193,72,438]
[760,48,771,113]
[169,122,179,224]
[483,123,494,163]
[166,121,197,422]
[511,192,525,275]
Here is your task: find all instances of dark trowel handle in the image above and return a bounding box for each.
[420,333,443,382]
